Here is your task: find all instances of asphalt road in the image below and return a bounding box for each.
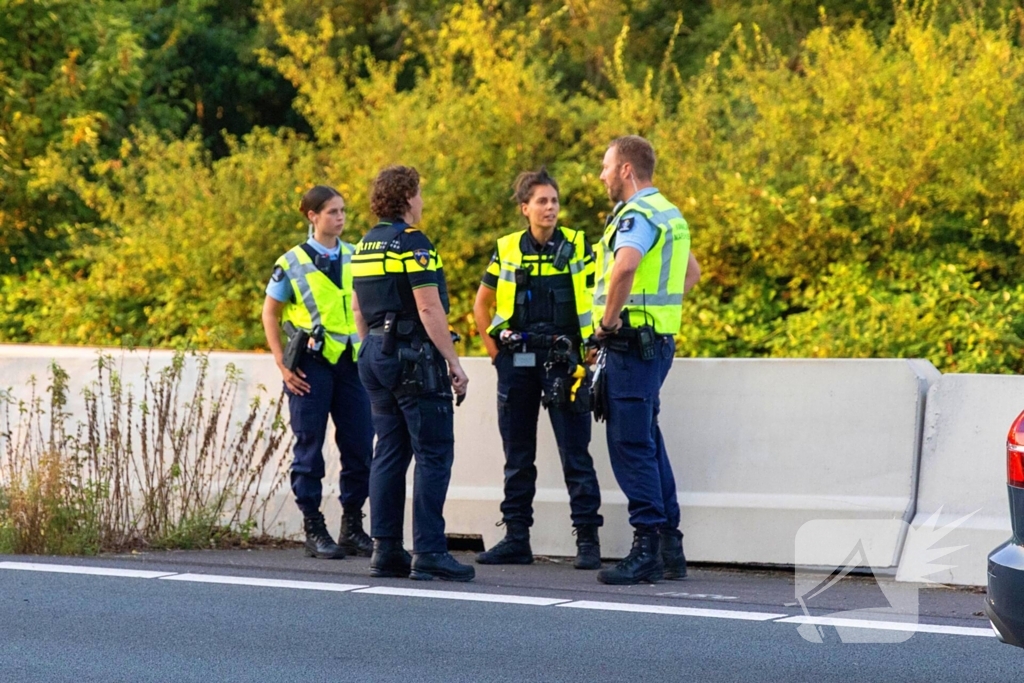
[0,549,1019,682]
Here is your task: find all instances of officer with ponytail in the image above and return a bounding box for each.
[472,168,604,570]
[261,185,374,560]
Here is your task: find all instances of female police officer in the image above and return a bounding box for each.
[472,168,603,570]
[351,165,474,582]
[261,185,374,560]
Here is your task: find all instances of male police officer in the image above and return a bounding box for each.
[352,165,474,582]
[472,168,603,570]
[592,136,701,585]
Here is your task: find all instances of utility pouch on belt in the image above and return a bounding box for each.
[381,312,397,356]
[282,328,309,371]
[542,376,569,409]
[591,347,609,422]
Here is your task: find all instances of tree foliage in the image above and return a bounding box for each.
[3,0,1024,373]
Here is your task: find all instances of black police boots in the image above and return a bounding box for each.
[339,508,373,558]
[303,513,345,559]
[370,538,412,578]
[475,521,533,565]
[596,528,664,585]
[661,528,687,580]
[573,525,602,570]
[410,552,476,582]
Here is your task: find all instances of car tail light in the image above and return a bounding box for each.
[1007,411,1024,487]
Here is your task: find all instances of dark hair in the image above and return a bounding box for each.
[512,167,559,205]
[299,185,342,217]
[609,135,656,181]
[370,166,420,220]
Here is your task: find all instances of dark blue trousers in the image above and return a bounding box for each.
[495,348,602,528]
[604,335,680,530]
[358,335,454,554]
[286,347,373,517]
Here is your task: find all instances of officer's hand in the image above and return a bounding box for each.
[449,362,469,397]
[594,319,621,341]
[280,365,311,395]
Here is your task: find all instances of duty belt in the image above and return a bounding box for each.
[369,321,425,340]
[497,332,582,349]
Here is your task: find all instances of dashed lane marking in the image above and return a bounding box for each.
[775,615,996,638]
[354,586,570,605]
[0,561,176,579]
[159,573,368,592]
[561,600,786,621]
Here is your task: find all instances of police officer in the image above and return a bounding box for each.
[351,165,474,582]
[261,185,374,560]
[592,136,702,585]
[472,168,603,569]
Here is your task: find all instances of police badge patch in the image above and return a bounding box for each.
[618,217,635,232]
[271,265,286,282]
[413,249,431,267]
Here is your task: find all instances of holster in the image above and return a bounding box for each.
[282,327,309,371]
[394,342,444,398]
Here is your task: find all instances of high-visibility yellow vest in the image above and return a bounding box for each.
[276,243,361,363]
[593,191,690,334]
[487,226,595,337]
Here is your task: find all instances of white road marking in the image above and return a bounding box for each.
[561,600,786,621]
[159,573,367,592]
[775,615,997,638]
[355,586,571,606]
[0,561,176,579]
[0,561,999,639]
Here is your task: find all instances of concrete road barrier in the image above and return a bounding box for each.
[0,345,941,569]
[896,374,1024,587]
[449,358,939,565]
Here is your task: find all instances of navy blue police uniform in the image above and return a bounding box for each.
[267,237,374,557]
[482,231,603,533]
[351,220,456,558]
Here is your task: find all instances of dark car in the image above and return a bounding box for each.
[986,409,1024,648]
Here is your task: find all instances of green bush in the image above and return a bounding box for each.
[3,1,1024,373]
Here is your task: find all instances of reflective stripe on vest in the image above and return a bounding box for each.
[276,243,361,363]
[593,191,690,334]
[487,226,594,337]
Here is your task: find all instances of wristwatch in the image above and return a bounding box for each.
[599,321,618,333]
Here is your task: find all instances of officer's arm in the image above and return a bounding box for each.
[597,246,642,336]
[684,252,701,294]
[261,296,288,366]
[412,286,468,395]
[473,285,499,361]
[351,289,369,340]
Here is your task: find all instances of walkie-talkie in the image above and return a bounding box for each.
[552,238,575,271]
